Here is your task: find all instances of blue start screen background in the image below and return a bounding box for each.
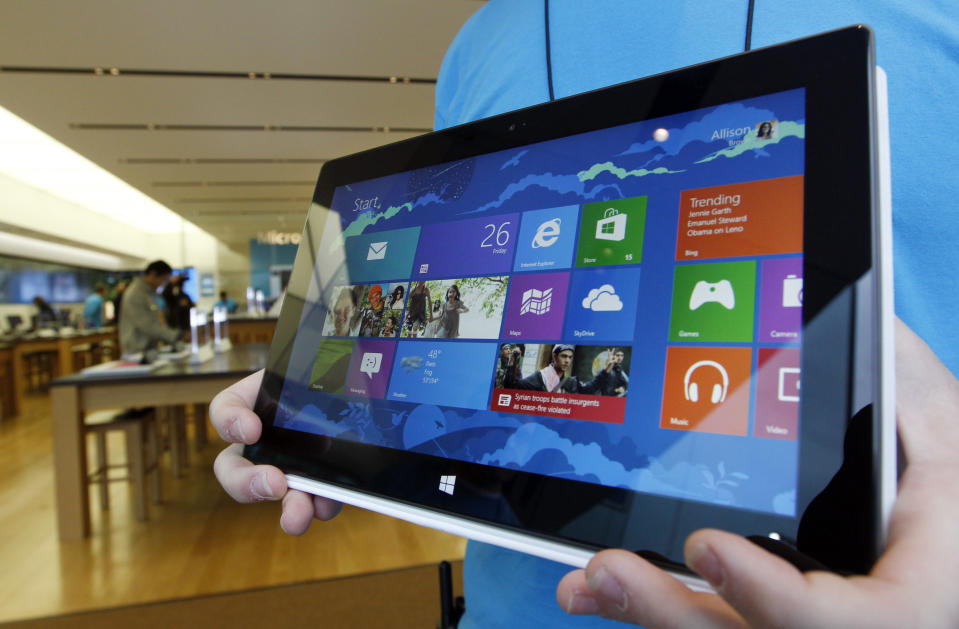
[275,89,806,517]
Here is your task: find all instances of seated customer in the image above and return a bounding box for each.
[215,291,239,314]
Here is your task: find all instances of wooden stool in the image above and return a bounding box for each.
[85,408,161,521]
[99,339,117,362]
[71,343,94,371]
[157,406,190,478]
[23,350,58,392]
[0,346,14,421]
[190,403,210,450]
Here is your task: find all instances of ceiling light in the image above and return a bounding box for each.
[0,231,129,270]
[0,104,212,235]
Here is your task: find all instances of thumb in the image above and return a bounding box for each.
[685,529,867,627]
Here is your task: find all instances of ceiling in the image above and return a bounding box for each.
[0,0,483,253]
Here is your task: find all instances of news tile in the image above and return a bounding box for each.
[491,343,631,422]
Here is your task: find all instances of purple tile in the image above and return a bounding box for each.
[758,257,802,343]
[412,214,519,279]
[501,272,570,340]
[344,339,396,399]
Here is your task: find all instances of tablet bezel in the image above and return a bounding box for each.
[247,25,893,576]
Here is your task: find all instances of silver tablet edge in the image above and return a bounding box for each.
[874,65,896,547]
[286,474,714,593]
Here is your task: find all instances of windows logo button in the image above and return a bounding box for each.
[439,475,456,495]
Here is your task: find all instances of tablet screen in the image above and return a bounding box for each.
[251,26,888,571]
[274,88,805,518]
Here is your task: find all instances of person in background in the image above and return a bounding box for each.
[83,283,106,329]
[31,296,57,329]
[215,290,239,314]
[162,273,194,331]
[119,260,182,355]
[110,280,128,326]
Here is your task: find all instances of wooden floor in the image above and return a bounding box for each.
[0,393,467,623]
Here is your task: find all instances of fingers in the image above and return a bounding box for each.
[279,492,343,534]
[280,490,318,535]
[213,443,288,503]
[684,529,876,628]
[893,319,959,464]
[312,495,344,521]
[209,370,264,445]
[558,549,746,628]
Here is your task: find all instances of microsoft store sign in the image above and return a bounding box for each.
[257,231,301,245]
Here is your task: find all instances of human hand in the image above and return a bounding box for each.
[557,319,959,627]
[211,369,342,534]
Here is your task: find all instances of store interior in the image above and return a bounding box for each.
[0,2,479,624]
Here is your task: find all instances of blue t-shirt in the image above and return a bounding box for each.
[435,1,959,627]
[83,292,103,328]
[215,297,238,313]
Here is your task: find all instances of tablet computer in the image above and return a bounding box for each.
[247,25,894,588]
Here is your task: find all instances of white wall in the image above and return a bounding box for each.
[0,172,148,265]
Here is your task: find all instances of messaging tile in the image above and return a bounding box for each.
[344,339,396,399]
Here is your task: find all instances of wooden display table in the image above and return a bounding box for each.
[49,344,269,540]
[7,329,118,418]
[226,316,277,345]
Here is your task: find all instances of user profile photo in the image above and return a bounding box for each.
[755,120,778,140]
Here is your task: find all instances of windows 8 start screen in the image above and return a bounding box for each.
[275,89,806,516]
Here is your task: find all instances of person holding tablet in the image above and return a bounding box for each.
[427,3,959,626]
[212,2,958,628]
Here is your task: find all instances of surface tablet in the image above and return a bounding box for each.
[248,25,894,584]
